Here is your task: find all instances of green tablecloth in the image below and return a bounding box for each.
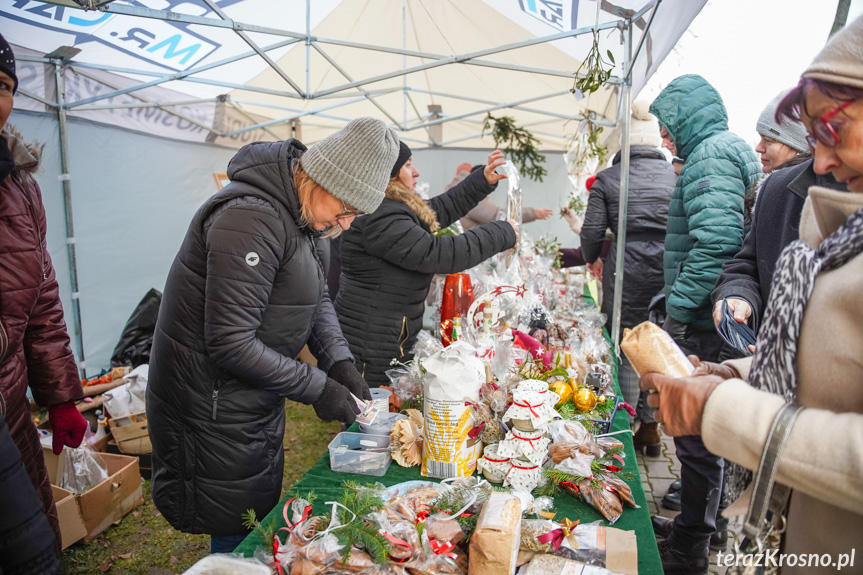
[236,380,662,573]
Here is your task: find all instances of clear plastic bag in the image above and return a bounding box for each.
[60,444,109,495]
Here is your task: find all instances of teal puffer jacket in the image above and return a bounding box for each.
[650,75,761,330]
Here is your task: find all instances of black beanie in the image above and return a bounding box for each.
[0,33,17,94]
[390,141,412,178]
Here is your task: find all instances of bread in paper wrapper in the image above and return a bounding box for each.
[468,492,522,575]
[620,321,695,378]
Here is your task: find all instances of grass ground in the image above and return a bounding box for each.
[59,401,341,574]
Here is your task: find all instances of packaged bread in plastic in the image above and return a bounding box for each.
[620,321,694,378]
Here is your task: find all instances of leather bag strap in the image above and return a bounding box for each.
[742,401,803,541]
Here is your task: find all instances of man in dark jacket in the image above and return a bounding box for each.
[646,75,761,575]
[580,99,676,457]
[336,147,516,387]
[148,118,398,552]
[0,34,87,558]
[712,160,846,333]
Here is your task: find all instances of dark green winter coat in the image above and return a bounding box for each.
[650,75,761,330]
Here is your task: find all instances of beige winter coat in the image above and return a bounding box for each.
[703,186,863,574]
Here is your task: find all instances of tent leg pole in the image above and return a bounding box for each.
[610,21,633,356]
[54,62,86,378]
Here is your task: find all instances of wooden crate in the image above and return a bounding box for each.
[108,414,151,454]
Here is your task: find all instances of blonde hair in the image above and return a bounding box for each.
[293,162,343,239]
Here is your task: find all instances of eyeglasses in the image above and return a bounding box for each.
[335,200,364,219]
[805,99,856,151]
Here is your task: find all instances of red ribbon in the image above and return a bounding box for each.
[603,464,623,473]
[431,539,458,560]
[536,528,566,551]
[613,454,625,467]
[416,510,430,523]
[272,535,285,575]
[513,400,542,419]
[483,456,510,463]
[512,432,541,450]
[379,530,413,562]
[278,497,313,537]
[560,480,580,492]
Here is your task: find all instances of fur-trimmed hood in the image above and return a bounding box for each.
[385,179,440,232]
[2,124,43,178]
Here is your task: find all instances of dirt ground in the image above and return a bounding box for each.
[59,401,340,574]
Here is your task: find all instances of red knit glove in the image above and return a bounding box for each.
[49,401,88,455]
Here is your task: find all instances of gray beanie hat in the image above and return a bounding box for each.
[756,90,809,153]
[301,117,399,214]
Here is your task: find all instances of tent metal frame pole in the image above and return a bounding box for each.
[311,20,622,98]
[220,95,369,137]
[52,61,86,376]
[200,0,305,96]
[63,38,300,109]
[627,0,662,83]
[305,0,311,96]
[71,68,217,134]
[610,20,634,353]
[310,44,404,128]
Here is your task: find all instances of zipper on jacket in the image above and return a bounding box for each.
[20,182,47,279]
[0,317,7,364]
[211,386,220,421]
[398,316,410,357]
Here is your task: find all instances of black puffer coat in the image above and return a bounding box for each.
[147,139,352,535]
[579,146,676,330]
[336,169,516,386]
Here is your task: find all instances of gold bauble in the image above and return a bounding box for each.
[548,379,574,408]
[573,387,598,412]
[598,395,607,404]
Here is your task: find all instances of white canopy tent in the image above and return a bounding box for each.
[2,0,705,374]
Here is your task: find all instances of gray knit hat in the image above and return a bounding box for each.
[301,117,399,214]
[803,14,863,90]
[756,89,809,153]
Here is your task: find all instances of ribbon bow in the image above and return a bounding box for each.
[536,518,579,551]
[512,432,541,449]
[513,400,542,419]
[430,539,458,560]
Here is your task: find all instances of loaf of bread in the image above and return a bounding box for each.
[620,321,695,378]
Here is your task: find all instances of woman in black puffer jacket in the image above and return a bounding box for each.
[147,118,398,553]
[336,146,516,387]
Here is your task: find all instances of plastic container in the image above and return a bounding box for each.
[328,432,392,476]
[182,555,271,574]
[359,412,407,435]
[369,388,392,413]
[587,394,620,435]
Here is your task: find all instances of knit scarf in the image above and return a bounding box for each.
[724,203,863,504]
[385,180,440,232]
[749,206,863,397]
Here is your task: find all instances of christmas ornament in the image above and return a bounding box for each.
[390,409,424,467]
[548,379,573,408]
[573,387,597,412]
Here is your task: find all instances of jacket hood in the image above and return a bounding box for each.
[227,138,306,220]
[611,145,666,165]
[649,75,728,160]
[1,124,42,175]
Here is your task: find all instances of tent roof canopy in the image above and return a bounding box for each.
[6,0,705,149]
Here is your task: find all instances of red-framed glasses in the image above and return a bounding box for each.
[805,99,856,151]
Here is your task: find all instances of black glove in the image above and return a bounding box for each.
[313,379,361,426]
[328,360,372,401]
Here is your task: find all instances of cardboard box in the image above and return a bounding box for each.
[43,446,143,541]
[52,485,87,550]
[108,416,151,454]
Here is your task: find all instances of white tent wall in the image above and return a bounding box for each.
[10,108,237,375]
[11,108,575,376]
